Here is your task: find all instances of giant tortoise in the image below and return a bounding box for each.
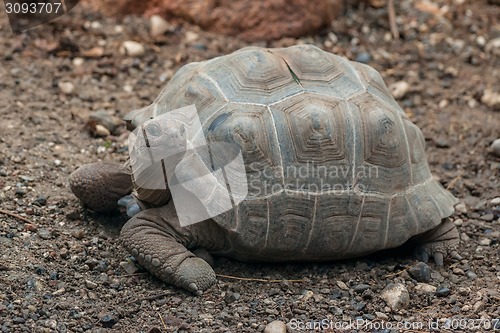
[70,44,460,294]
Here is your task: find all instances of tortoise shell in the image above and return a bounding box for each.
[125,44,457,260]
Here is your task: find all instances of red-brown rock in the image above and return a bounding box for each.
[84,0,343,41]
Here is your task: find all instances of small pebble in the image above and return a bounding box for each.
[454,218,463,227]
[408,262,431,282]
[100,314,117,328]
[120,41,145,57]
[336,280,349,290]
[375,312,389,320]
[455,203,467,213]
[15,185,26,196]
[328,32,338,44]
[300,290,314,302]
[95,124,110,137]
[435,138,450,148]
[225,292,240,304]
[435,287,451,297]
[120,259,139,274]
[479,238,492,246]
[58,81,75,95]
[491,197,500,205]
[491,139,500,157]
[380,283,409,310]
[263,320,286,333]
[482,90,500,109]
[355,52,372,64]
[415,283,437,294]
[389,81,410,99]
[150,15,171,37]
[85,280,98,289]
[353,284,371,293]
[466,271,477,280]
[185,31,199,43]
[37,229,52,240]
[485,37,500,56]
[81,47,104,58]
[33,194,48,206]
[71,229,85,239]
[481,213,494,221]
[73,57,84,66]
[88,110,123,135]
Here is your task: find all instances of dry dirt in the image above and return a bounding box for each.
[0,1,499,332]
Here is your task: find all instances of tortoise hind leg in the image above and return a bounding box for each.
[120,201,217,294]
[412,218,462,266]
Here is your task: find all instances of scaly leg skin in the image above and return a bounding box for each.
[120,201,219,294]
[69,162,132,213]
[412,218,462,266]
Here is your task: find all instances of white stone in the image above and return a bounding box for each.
[389,81,410,99]
[120,41,145,57]
[381,283,409,310]
[415,283,437,294]
[479,238,492,246]
[485,37,500,56]
[300,290,314,302]
[150,15,171,37]
[185,31,199,43]
[490,197,500,205]
[481,89,500,109]
[95,124,110,137]
[58,81,75,95]
[72,57,84,66]
[336,280,349,290]
[264,320,287,333]
[455,202,467,214]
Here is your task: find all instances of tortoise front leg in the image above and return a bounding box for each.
[412,218,462,266]
[120,201,218,294]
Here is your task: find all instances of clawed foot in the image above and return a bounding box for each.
[413,218,462,266]
[176,257,217,295]
[414,245,462,266]
[121,203,218,295]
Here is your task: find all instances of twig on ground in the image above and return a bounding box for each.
[383,268,407,278]
[446,171,464,190]
[126,292,174,305]
[216,273,304,283]
[158,312,168,331]
[388,0,400,39]
[0,209,35,224]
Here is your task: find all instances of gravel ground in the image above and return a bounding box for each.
[0,1,499,332]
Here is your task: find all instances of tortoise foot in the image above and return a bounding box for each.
[413,218,462,266]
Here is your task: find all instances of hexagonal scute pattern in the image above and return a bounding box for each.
[125,44,458,260]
